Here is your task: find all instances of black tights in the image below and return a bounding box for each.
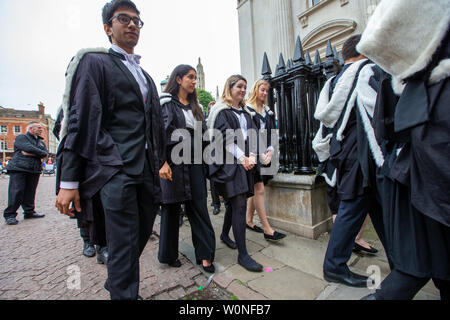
[222,194,248,259]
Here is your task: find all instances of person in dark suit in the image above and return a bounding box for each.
[158,65,216,273]
[54,0,166,300]
[314,35,389,287]
[3,121,48,225]
[207,75,263,272]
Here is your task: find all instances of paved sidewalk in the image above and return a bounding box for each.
[0,175,440,300]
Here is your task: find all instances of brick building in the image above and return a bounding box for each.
[0,102,57,162]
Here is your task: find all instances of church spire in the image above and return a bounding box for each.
[196,57,205,90]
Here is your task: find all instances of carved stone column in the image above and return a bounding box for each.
[271,0,295,62]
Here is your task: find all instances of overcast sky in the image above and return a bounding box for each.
[0,0,241,118]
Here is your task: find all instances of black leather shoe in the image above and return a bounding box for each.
[361,293,378,300]
[213,207,220,215]
[24,212,45,219]
[168,259,182,268]
[5,217,18,225]
[96,246,108,264]
[264,231,286,241]
[83,243,96,258]
[238,255,263,272]
[220,234,237,249]
[197,260,215,273]
[353,242,378,254]
[246,224,264,233]
[323,270,371,288]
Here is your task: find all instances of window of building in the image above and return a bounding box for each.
[14,126,21,135]
[311,0,321,6]
[0,141,7,151]
[0,126,7,134]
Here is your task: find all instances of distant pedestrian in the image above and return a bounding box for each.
[3,121,48,225]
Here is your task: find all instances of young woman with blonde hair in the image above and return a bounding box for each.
[207,75,263,272]
[245,80,286,241]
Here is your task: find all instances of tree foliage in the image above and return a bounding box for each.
[196,89,215,113]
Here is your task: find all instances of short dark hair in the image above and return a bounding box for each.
[342,34,362,61]
[102,0,140,43]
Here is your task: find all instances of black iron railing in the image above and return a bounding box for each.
[262,38,343,174]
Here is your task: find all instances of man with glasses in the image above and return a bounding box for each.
[4,122,48,225]
[55,0,166,300]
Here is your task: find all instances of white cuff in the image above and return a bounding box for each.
[60,181,79,189]
[266,146,274,153]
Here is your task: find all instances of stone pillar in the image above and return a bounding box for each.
[264,174,332,239]
[271,0,295,62]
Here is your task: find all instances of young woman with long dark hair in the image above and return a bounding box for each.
[158,64,215,273]
[207,75,263,272]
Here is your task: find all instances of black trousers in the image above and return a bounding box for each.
[375,269,450,301]
[210,181,221,209]
[158,164,215,264]
[100,161,157,300]
[323,192,388,274]
[222,193,249,259]
[4,171,40,219]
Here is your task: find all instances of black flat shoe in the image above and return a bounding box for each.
[353,242,378,254]
[264,231,286,241]
[323,270,371,288]
[213,207,220,215]
[246,224,264,233]
[238,255,263,272]
[220,234,237,249]
[197,261,215,273]
[168,259,182,268]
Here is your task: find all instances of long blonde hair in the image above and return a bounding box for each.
[247,79,270,112]
[221,74,247,108]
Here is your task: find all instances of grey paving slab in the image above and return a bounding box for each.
[247,266,328,300]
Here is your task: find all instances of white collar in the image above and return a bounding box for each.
[111,44,141,64]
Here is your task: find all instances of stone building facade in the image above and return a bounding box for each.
[0,102,57,161]
[237,0,381,86]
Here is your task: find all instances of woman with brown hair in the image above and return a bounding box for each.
[207,75,263,272]
[245,80,286,241]
[158,64,215,273]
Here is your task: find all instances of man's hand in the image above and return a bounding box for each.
[55,189,81,217]
[159,161,172,181]
[21,151,34,157]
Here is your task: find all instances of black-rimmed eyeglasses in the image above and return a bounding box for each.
[109,13,144,29]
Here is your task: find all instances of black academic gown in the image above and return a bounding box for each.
[247,106,275,185]
[55,49,166,246]
[374,45,450,280]
[209,108,257,199]
[159,97,207,204]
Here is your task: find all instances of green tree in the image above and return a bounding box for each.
[196,89,214,113]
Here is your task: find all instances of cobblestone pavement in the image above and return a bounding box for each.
[0,174,440,300]
[0,175,211,300]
